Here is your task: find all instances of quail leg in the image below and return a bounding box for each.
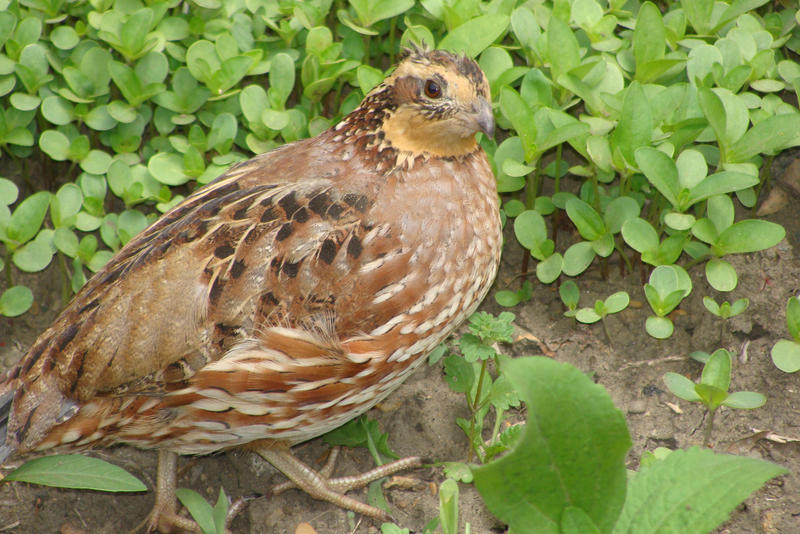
[255,446,422,521]
[139,451,201,533]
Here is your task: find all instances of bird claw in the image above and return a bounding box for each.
[258,446,422,521]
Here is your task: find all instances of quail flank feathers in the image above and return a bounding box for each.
[0,47,501,532]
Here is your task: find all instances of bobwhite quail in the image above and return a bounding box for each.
[0,47,500,531]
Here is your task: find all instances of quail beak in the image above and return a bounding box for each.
[473,97,495,138]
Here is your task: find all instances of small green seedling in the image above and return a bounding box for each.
[575,291,630,344]
[559,279,579,318]
[643,265,693,339]
[771,296,800,373]
[664,348,766,447]
[443,312,521,463]
[176,487,229,534]
[382,477,466,534]
[494,280,532,307]
[703,296,749,341]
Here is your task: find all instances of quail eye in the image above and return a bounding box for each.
[424,79,442,99]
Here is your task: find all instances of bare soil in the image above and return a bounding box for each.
[1,155,799,534]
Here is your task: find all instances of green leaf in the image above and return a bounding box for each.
[439,14,509,58]
[613,447,786,534]
[514,210,548,252]
[787,297,800,342]
[576,308,602,324]
[645,316,673,339]
[0,285,33,317]
[473,357,630,534]
[547,16,580,84]
[701,349,731,392]
[612,82,652,166]
[442,353,476,395]
[8,191,50,245]
[0,178,18,206]
[536,253,563,284]
[705,258,737,292]
[268,53,295,109]
[663,372,701,402]
[723,391,766,410]
[148,152,189,186]
[176,489,216,534]
[635,147,679,208]
[771,339,800,373]
[604,292,630,314]
[633,2,665,80]
[559,280,580,309]
[728,113,800,162]
[500,87,537,161]
[5,455,146,492]
[566,198,606,241]
[702,296,721,316]
[562,241,595,276]
[439,478,458,534]
[562,506,603,534]
[713,220,785,255]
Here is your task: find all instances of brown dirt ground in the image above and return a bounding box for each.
[1,153,799,534]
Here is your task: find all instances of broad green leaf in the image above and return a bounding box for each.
[728,113,800,162]
[701,349,731,392]
[614,447,786,534]
[439,14,509,58]
[8,190,50,244]
[612,82,652,166]
[621,218,658,253]
[514,210,547,251]
[686,171,758,206]
[635,147,679,207]
[176,489,216,534]
[268,53,295,109]
[439,478,458,534]
[603,197,640,234]
[604,292,629,314]
[723,391,766,409]
[473,357,631,534]
[771,339,800,373]
[576,308,602,324]
[566,198,605,241]
[663,372,701,402]
[5,455,146,492]
[148,152,189,186]
[562,241,595,276]
[536,253,563,284]
[0,285,33,317]
[705,258,737,292]
[646,315,674,339]
[702,296,721,315]
[713,220,785,255]
[547,16,580,84]
[633,2,665,80]
[13,239,54,272]
[499,87,537,161]
[562,506,603,534]
[787,297,800,342]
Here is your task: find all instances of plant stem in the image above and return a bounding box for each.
[57,252,71,307]
[4,248,12,287]
[703,408,716,448]
[601,317,613,347]
[467,359,489,461]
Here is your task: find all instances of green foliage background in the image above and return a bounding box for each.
[1,0,799,322]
